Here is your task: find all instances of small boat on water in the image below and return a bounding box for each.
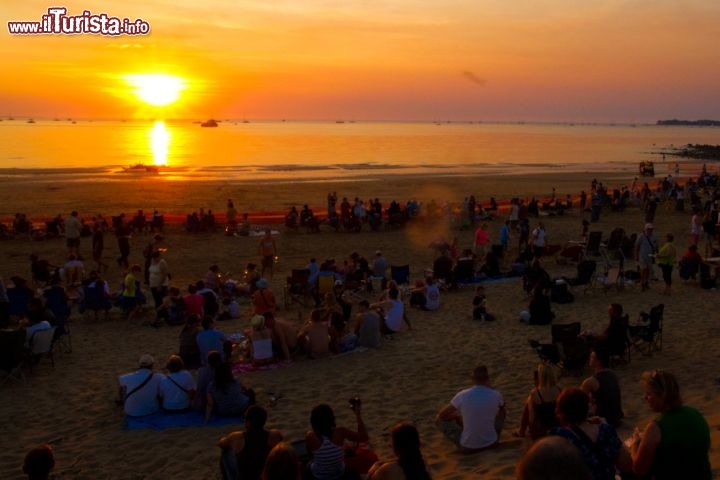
[201,119,219,127]
[27,119,36,124]
[122,163,162,174]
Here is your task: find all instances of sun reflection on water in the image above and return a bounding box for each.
[149,121,170,166]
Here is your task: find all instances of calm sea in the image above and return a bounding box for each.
[0,120,717,183]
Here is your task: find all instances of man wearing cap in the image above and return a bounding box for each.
[436,365,506,453]
[635,223,659,291]
[142,234,164,285]
[117,354,165,417]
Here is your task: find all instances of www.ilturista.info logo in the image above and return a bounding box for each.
[8,7,151,36]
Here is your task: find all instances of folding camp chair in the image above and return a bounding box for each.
[556,243,585,264]
[531,322,589,376]
[27,327,56,373]
[390,265,410,286]
[284,269,312,309]
[631,304,664,355]
[584,231,603,258]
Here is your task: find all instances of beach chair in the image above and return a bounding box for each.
[531,322,589,376]
[44,287,72,353]
[26,327,56,374]
[317,273,336,300]
[80,283,112,320]
[390,265,410,286]
[284,268,312,309]
[0,329,27,386]
[632,304,664,355]
[584,231,603,258]
[605,314,631,367]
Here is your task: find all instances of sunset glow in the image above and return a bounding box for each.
[2,1,719,122]
[125,74,185,107]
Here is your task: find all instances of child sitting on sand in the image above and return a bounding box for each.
[472,285,495,321]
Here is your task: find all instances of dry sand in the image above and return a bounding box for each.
[0,172,718,479]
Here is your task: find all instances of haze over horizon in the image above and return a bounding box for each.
[3,0,720,123]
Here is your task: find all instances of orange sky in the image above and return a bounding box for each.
[3,0,720,122]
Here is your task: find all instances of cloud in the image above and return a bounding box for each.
[462,71,487,86]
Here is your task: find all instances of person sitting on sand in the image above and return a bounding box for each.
[298,309,332,359]
[197,317,228,365]
[520,284,554,326]
[367,423,431,480]
[513,364,560,440]
[159,354,196,413]
[183,284,205,318]
[436,364,506,453]
[117,354,164,417]
[156,286,185,326]
[305,402,369,480]
[355,300,381,348]
[193,350,223,411]
[205,362,254,423]
[580,347,624,428]
[23,444,56,480]
[218,405,284,480]
[249,314,275,366]
[252,278,278,316]
[410,277,440,311]
[177,314,201,368]
[471,285,495,321]
[549,388,632,479]
[370,288,408,334]
[628,370,711,480]
[237,213,251,236]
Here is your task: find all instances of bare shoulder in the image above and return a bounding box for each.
[368,461,403,480]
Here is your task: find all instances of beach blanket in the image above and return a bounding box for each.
[124,410,243,431]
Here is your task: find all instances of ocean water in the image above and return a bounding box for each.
[0,120,717,184]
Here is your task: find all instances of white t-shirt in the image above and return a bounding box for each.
[385,299,404,332]
[425,284,440,311]
[119,369,164,417]
[451,385,504,449]
[159,370,195,411]
[532,227,546,247]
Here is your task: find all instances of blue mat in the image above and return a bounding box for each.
[124,410,244,430]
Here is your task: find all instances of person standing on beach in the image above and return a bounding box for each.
[116,215,132,269]
[92,223,108,273]
[65,210,82,257]
[635,223,658,291]
[226,199,237,233]
[258,229,277,279]
[474,223,489,257]
[436,365,506,453]
[655,233,676,296]
[531,222,547,259]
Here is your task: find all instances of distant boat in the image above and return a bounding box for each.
[27,119,35,124]
[201,119,219,127]
[335,120,345,124]
[122,163,161,174]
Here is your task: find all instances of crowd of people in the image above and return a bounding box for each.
[5,170,720,479]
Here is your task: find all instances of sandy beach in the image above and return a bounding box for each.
[0,171,718,480]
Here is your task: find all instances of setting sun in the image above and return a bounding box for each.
[124,74,186,107]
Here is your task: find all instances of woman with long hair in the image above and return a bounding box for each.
[367,423,431,480]
[629,370,711,479]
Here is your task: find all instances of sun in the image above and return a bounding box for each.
[125,74,186,106]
